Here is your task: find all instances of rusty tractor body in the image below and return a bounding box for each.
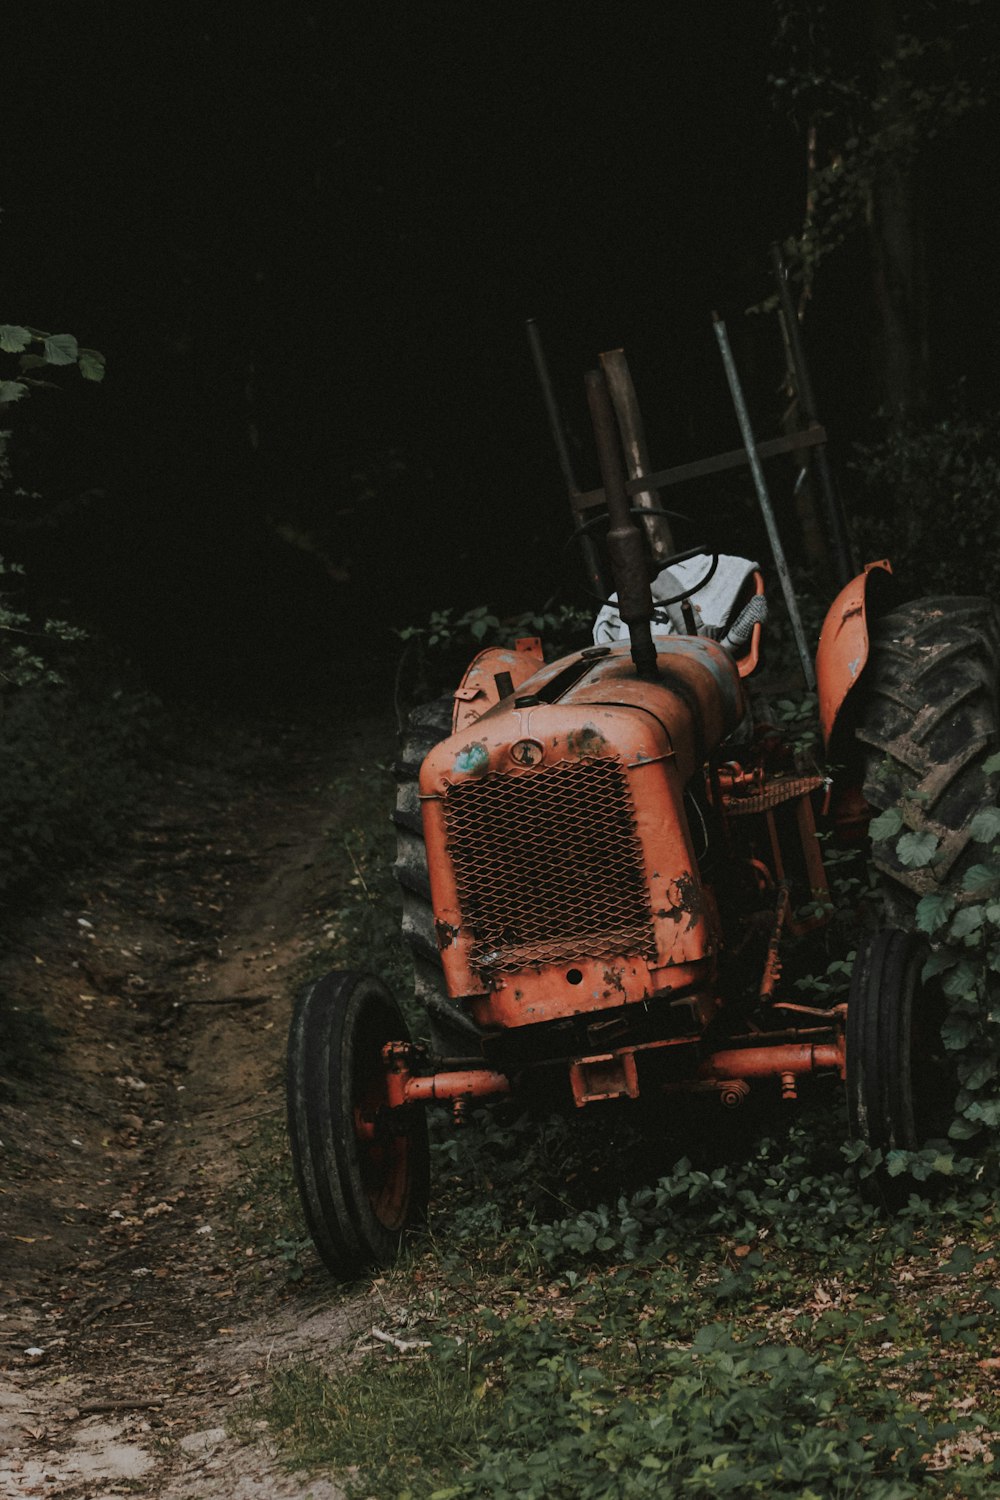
[398,620,838,1112]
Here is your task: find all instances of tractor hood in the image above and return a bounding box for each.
[435,635,747,786]
[416,638,746,1025]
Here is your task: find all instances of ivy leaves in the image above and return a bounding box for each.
[900,772,1000,1149]
[1,317,105,689]
[0,323,105,397]
[868,804,942,868]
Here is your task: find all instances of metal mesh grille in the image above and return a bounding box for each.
[442,757,654,973]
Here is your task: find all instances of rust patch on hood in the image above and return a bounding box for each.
[567,722,608,758]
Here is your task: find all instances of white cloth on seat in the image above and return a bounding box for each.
[592,554,759,645]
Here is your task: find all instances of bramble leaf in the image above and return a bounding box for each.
[77,349,105,382]
[959,1055,997,1089]
[942,1243,975,1273]
[941,959,979,999]
[951,905,985,939]
[0,324,31,353]
[43,332,79,366]
[916,892,953,934]
[896,830,939,867]
[869,806,904,840]
[970,807,1000,842]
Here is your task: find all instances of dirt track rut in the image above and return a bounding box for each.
[0,714,393,1498]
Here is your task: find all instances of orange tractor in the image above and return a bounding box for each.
[287,315,999,1279]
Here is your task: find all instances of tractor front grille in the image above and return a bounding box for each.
[441,757,655,974]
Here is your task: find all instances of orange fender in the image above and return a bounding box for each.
[452,638,545,733]
[816,560,892,750]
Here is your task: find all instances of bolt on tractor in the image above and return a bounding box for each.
[287,296,1000,1280]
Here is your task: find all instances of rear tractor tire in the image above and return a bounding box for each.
[855,595,1000,923]
[286,970,429,1280]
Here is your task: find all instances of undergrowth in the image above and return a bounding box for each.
[239,738,1000,1497]
[246,1103,1000,1496]
[0,640,164,917]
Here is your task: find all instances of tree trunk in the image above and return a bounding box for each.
[868,0,929,423]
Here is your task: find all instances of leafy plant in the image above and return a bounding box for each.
[393,602,591,720]
[903,752,1000,1163]
[250,1122,1000,1496]
[0,322,105,402]
[0,319,104,688]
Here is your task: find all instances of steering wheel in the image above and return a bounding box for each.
[569,507,719,609]
[648,545,719,608]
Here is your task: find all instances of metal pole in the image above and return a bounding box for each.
[599,347,676,563]
[712,316,816,692]
[526,318,607,598]
[769,243,855,587]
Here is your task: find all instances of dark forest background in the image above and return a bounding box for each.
[2,0,999,710]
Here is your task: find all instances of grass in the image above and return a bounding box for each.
[234,1348,486,1481]
[235,753,1000,1497]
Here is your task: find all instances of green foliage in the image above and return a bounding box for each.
[252,1108,1000,1496]
[851,408,1000,600]
[887,807,1000,1160]
[234,1348,487,1486]
[254,1311,973,1498]
[896,830,939,868]
[0,317,105,690]
[451,1320,956,1500]
[0,323,104,387]
[0,654,162,908]
[394,602,591,713]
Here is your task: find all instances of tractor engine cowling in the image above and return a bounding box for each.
[419,638,747,1031]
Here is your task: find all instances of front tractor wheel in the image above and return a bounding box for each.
[286,970,430,1280]
[847,930,951,1164]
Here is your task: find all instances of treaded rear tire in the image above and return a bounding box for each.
[393,696,482,1053]
[855,595,1000,921]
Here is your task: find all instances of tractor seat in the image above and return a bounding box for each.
[592,554,766,677]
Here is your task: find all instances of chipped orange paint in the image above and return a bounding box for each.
[451,642,545,733]
[700,1040,845,1082]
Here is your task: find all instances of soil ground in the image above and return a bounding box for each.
[0,711,397,1498]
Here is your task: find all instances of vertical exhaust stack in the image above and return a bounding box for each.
[584,367,658,681]
[600,347,676,564]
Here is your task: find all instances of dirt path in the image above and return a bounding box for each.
[0,712,396,1498]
